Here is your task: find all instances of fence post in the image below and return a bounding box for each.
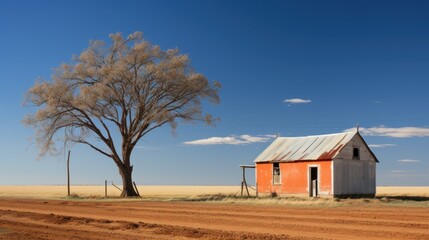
[67,151,71,197]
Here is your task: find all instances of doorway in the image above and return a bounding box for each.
[309,166,319,197]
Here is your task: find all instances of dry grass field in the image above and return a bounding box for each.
[376,186,429,197]
[0,185,241,199]
[0,185,428,239]
[0,185,428,199]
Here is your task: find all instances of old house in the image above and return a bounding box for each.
[254,130,378,197]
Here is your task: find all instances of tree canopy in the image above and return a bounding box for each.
[24,32,220,197]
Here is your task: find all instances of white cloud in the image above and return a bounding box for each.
[397,159,421,163]
[240,135,270,143]
[389,170,418,176]
[283,98,312,104]
[135,146,162,150]
[345,126,429,138]
[368,144,396,148]
[390,170,416,174]
[184,134,273,146]
[259,134,278,138]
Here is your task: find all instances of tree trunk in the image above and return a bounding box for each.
[118,165,139,197]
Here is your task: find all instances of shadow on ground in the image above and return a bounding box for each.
[377,196,429,202]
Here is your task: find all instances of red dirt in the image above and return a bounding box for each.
[0,198,428,239]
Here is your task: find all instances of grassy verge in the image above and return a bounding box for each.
[1,186,428,207]
[155,194,429,208]
[58,194,429,208]
[1,193,429,207]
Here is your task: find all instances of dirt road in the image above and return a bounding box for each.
[0,198,428,239]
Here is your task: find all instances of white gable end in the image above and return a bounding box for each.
[334,133,377,162]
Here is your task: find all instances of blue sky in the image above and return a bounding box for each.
[0,0,428,186]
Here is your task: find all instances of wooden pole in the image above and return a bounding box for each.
[243,167,250,197]
[66,151,71,197]
[256,183,258,197]
[239,165,256,197]
[105,180,107,198]
[240,167,244,197]
[245,180,250,197]
[112,182,122,191]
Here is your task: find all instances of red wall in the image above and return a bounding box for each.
[256,160,332,195]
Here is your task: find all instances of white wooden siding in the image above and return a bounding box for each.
[333,160,376,195]
[333,134,376,195]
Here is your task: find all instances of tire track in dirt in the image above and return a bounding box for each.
[109,203,429,226]
[0,198,428,239]
[3,200,428,238]
[0,210,294,240]
[19,199,429,222]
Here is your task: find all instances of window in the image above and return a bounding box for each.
[353,147,360,160]
[273,162,281,185]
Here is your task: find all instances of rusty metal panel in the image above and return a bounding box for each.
[254,131,356,163]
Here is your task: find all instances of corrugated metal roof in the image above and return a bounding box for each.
[254,131,357,163]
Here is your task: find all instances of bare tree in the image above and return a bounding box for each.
[23,32,220,197]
